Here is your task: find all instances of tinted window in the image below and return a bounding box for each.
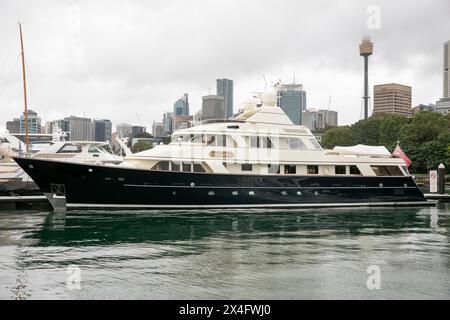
[309,138,322,150]
[335,166,346,175]
[171,162,181,171]
[153,161,169,171]
[250,136,259,148]
[371,166,389,176]
[193,163,206,173]
[57,144,82,153]
[242,164,252,171]
[268,164,280,174]
[307,165,319,174]
[182,162,191,172]
[288,138,307,150]
[350,165,361,175]
[285,165,296,174]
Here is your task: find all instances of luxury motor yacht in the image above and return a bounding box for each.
[13,91,429,210]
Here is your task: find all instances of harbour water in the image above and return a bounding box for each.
[1,204,449,300]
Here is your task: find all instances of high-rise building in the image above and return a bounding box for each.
[131,126,146,137]
[20,109,41,134]
[6,118,20,133]
[162,112,174,136]
[93,119,112,142]
[116,123,132,139]
[277,84,307,125]
[173,115,193,131]
[373,83,412,117]
[412,103,436,115]
[152,121,165,138]
[302,109,338,132]
[444,40,449,99]
[64,116,94,141]
[201,95,225,121]
[216,78,233,119]
[174,93,189,116]
[436,41,450,115]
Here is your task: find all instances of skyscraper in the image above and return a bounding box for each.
[162,112,174,136]
[301,109,338,132]
[19,109,41,134]
[277,84,307,125]
[201,95,225,121]
[373,83,412,117]
[436,41,450,115]
[93,119,112,142]
[174,93,189,116]
[64,116,94,141]
[444,40,449,99]
[216,78,233,119]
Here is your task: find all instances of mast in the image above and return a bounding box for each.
[19,22,29,153]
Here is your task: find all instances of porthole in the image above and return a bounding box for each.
[232,191,239,196]
[88,168,93,173]
[281,191,288,196]
[29,165,34,169]
[249,191,255,196]
[314,191,320,196]
[379,183,383,187]
[105,177,111,181]
[208,191,215,196]
[297,191,302,196]
[172,191,176,195]
[118,177,125,181]
[190,182,195,187]
[404,183,408,188]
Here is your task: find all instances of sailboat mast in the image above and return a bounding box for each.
[19,22,29,153]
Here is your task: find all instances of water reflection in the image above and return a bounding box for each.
[0,204,449,299]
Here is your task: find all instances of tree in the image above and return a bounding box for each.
[321,126,354,149]
[131,141,153,153]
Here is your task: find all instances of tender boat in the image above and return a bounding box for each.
[12,91,429,210]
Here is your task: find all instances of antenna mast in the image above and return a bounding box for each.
[19,22,29,152]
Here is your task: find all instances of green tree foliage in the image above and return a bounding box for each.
[321,126,354,149]
[131,141,153,153]
[320,110,450,173]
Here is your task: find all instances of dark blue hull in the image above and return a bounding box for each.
[13,157,429,209]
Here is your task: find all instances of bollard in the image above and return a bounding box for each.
[438,163,445,194]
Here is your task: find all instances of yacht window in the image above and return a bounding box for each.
[250,136,259,148]
[207,135,216,146]
[385,166,404,176]
[350,165,361,175]
[268,164,280,174]
[57,143,82,153]
[372,165,404,176]
[307,165,319,174]
[242,164,253,171]
[371,166,389,176]
[285,165,296,174]
[260,137,273,149]
[88,146,100,153]
[309,138,323,150]
[100,145,113,154]
[152,161,170,171]
[183,134,193,142]
[286,138,307,150]
[217,135,227,147]
[171,162,181,171]
[192,134,204,144]
[193,163,206,173]
[335,166,346,175]
[182,162,192,172]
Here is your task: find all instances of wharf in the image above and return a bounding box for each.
[0,195,51,210]
[424,193,450,202]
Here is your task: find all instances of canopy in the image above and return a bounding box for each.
[333,144,391,157]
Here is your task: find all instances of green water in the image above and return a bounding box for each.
[1,204,449,299]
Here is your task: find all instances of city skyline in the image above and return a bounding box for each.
[0,0,449,132]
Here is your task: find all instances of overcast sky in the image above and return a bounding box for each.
[0,0,449,131]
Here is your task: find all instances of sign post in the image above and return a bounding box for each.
[429,170,438,193]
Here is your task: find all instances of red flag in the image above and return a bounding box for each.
[392,144,411,167]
